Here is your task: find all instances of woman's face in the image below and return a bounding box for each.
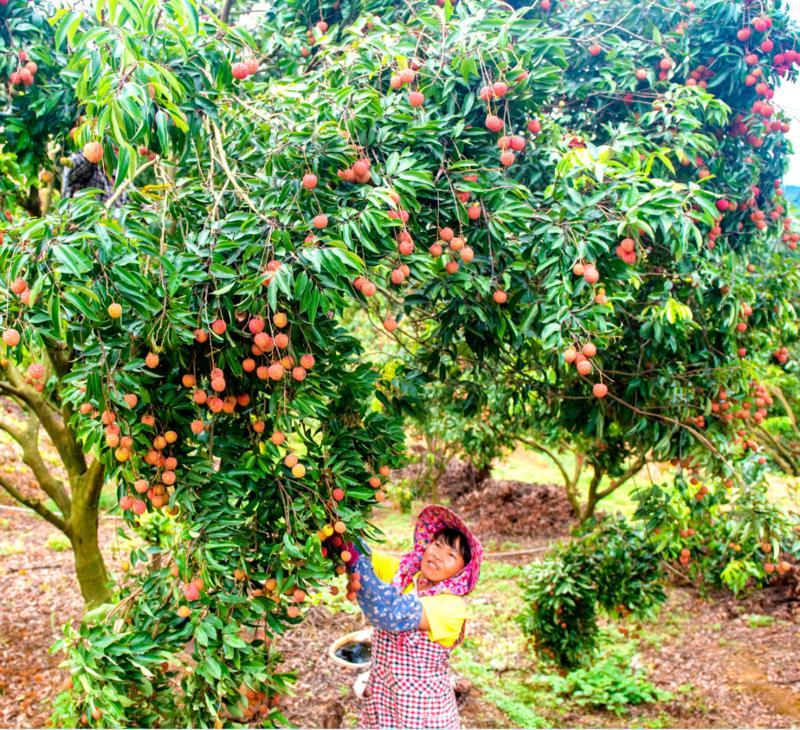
[420,534,466,583]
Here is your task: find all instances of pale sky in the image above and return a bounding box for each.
[777,0,800,184]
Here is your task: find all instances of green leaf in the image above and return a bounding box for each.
[51,244,94,276]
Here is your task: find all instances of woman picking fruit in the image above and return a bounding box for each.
[344,505,483,729]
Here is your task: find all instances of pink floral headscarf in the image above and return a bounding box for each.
[392,505,483,598]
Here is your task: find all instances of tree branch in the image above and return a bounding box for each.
[103,157,156,210]
[220,0,236,23]
[596,456,645,500]
[2,360,87,478]
[209,120,276,225]
[756,425,799,476]
[0,416,25,444]
[0,472,68,534]
[0,411,73,519]
[517,436,573,492]
[768,384,798,433]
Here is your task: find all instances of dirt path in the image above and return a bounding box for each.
[639,590,800,728]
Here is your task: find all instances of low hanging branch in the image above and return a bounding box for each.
[0,471,67,532]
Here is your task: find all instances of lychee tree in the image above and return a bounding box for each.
[0,0,799,725]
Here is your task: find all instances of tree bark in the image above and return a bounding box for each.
[581,465,605,521]
[756,425,799,476]
[565,452,584,517]
[0,390,110,608]
[70,466,111,608]
[22,185,42,217]
[220,0,236,23]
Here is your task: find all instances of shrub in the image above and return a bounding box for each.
[634,476,800,594]
[549,644,672,716]
[518,515,666,668]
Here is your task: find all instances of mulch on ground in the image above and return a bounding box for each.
[393,456,576,543]
[0,507,126,728]
[638,589,800,728]
[454,478,575,541]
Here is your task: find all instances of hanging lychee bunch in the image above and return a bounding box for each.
[261,259,282,287]
[389,66,418,99]
[389,262,411,286]
[706,217,723,249]
[8,49,37,88]
[572,261,600,284]
[689,414,706,428]
[390,63,426,108]
[563,341,598,377]
[8,274,30,306]
[479,79,509,102]
[231,57,259,80]
[457,173,477,205]
[615,237,637,264]
[497,134,526,168]
[396,229,415,256]
[781,217,799,249]
[685,63,713,88]
[353,275,377,298]
[656,56,674,82]
[337,157,371,184]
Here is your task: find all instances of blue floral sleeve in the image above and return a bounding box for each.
[352,548,422,631]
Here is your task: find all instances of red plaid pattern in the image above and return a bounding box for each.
[359,627,463,729]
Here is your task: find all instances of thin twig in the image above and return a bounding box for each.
[104,158,157,209]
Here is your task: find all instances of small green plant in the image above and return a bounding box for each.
[517,515,666,668]
[745,613,775,629]
[0,517,9,530]
[532,643,672,716]
[559,656,671,715]
[46,533,71,552]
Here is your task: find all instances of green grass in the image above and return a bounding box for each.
[745,613,776,629]
[0,517,9,530]
[46,533,71,552]
[637,602,691,649]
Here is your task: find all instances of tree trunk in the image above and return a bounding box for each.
[220,0,236,23]
[22,185,42,217]
[69,499,110,608]
[581,465,605,522]
[69,466,111,608]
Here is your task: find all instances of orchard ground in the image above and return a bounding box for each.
[1,444,800,728]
